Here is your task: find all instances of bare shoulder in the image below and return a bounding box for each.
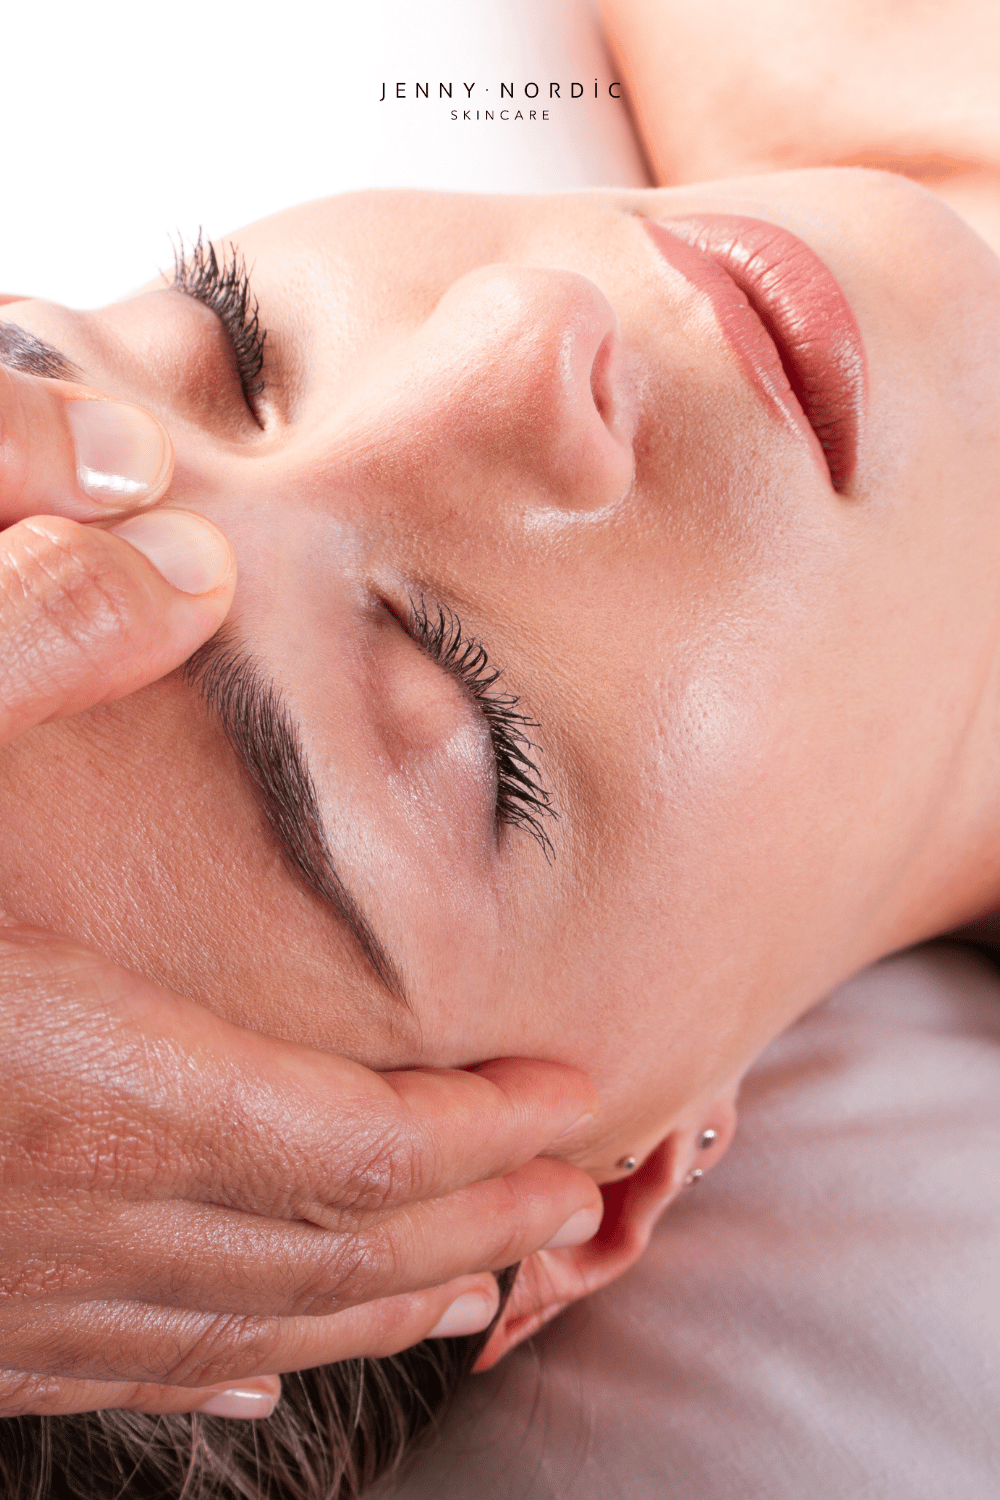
[600,0,1000,252]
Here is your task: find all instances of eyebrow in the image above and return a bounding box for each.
[0,322,79,380]
[185,629,407,1003]
[0,323,405,999]
[1,320,407,1002]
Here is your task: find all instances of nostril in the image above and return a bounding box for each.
[432,264,634,513]
[589,331,619,430]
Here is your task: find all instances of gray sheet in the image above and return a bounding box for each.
[390,942,1000,1498]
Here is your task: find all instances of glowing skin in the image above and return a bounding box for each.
[2,166,1000,1353]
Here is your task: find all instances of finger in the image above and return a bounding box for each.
[0,363,173,524]
[3,926,598,1322]
[0,1368,281,1421]
[142,1029,600,1219]
[1,1275,503,1390]
[198,1055,599,1223]
[2,923,597,1217]
[183,1052,600,1223]
[5,1155,601,1318]
[0,511,235,746]
[380,1054,602,1186]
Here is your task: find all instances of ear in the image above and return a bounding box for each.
[473,1090,739,1372]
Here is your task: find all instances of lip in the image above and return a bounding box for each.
[643,215,867,492]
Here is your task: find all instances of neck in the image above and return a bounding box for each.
[871,656,1000,960]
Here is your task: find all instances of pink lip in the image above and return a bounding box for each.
[643,215,867,492]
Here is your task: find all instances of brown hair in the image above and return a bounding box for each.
[0,1267,517,1500]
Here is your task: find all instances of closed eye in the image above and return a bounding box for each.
[171,231,268,425]
[405,596,557,858]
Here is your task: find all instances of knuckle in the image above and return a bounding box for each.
[0,1255,89,1305]
[164,1315,278,1387]
[0,1368,64,1419]
[329,1123,421,1219]
[484,1176,529,1265]
[215,1125,310,1220]
[207,1113,421,1233]
[0,377,34,508]
[120,1381,171,1412]
[5,513,125,619]
[0,516,129,692]
[289,1230,395,1316]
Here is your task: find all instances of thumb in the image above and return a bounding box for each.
[0,510,235,747]
[0,362,174,525]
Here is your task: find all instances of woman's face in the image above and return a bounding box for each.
[3,168,1000,1178]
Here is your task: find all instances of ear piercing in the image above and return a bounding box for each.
[617,1128,717,1179]
[685,1127,718,1184]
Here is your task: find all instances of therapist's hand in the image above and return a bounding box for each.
[0,366,602,1419]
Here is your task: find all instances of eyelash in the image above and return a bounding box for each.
[168,244,553,854]
[171,231,267,420]
[407,596,557,857]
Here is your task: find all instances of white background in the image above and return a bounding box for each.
[0,0,648,309]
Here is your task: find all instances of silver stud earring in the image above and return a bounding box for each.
[684,1168,704,1187]
[697,1128,718,1150]
[616,1155,637,1172]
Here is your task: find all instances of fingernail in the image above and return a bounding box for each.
[427,1291,498,1339]
[542,1206,602,1251]
[67,399,172,505]
[196,1387,278,1420]
[111,510,233,594]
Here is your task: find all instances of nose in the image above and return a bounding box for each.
[348,265,636,517]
